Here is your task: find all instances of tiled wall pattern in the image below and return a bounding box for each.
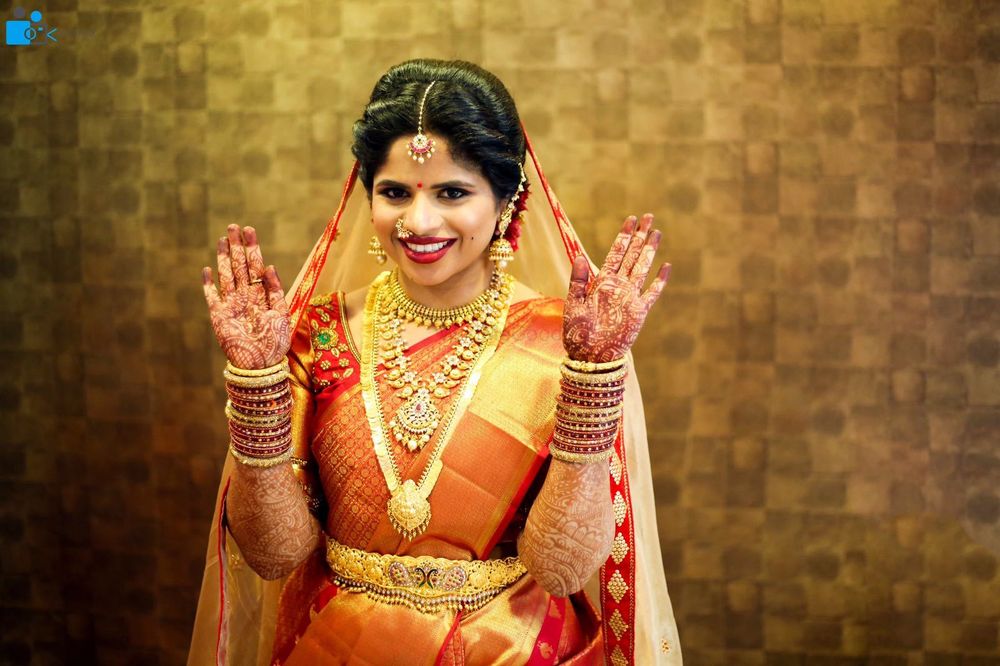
[1,0,998,663]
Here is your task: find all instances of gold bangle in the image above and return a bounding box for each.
[224,371,291,389]
[556,409,622,424]
[556,397,624,413]
[225,359,290,377]
[559,365,628,385]
[550,447,612,464]
[226,406,291,429]
[229,445,292,468]
[562,357,626,373]
[556,419,620,431]
[552,430,618,451]
[226,384,292,400]
[557,397,622,410]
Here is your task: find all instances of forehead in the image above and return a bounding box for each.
[376,134,488,184]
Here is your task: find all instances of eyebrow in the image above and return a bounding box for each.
[375,179,478,190]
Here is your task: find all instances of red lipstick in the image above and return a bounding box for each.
[399,237,456,264]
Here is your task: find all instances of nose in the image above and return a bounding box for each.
[404,192,438,235]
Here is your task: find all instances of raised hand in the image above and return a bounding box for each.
[202,224,291,370]
[563,214,671,363]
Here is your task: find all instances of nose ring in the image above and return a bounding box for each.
[395,217,413,240]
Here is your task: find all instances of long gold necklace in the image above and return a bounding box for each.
[360,270,513,540]
[381,269,507,452]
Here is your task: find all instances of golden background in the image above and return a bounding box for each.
[2,0,999,663]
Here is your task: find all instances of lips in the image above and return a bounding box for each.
[399,237,456,264]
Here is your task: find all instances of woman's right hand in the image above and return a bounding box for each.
[202,224,291,370]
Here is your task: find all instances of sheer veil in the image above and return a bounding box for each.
[188,129,682,665]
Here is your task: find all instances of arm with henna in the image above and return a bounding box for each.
[519,213,671,597]
[226,463,322,580]
[203,224,323,580]
[517,459,614,597]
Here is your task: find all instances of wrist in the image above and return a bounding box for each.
[550,357,625,464]
[225,360,293,467]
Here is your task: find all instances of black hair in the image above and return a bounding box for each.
[351,59,526,206]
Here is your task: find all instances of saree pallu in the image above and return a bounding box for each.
[270,290,602,664]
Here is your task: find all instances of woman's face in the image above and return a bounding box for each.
[371,133,501,293]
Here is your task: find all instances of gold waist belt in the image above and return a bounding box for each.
[325,536,526,614]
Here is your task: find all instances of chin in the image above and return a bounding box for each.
[393,252,490,291]
[394,260,458,287]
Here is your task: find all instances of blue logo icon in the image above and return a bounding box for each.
[6,7,57,46]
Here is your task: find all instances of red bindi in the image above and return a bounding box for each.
[417,182,423,189]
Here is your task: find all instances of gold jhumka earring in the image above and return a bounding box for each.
[368,235,387,264]
[407,82,437,164]
[488,164,527,269]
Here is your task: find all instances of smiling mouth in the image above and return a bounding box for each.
[400,239,456,254]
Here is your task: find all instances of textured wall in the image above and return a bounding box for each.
[1,0,999,663]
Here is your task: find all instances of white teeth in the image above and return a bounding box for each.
[406,241,448,253]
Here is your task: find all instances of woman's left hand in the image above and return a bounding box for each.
[563,214,671,363]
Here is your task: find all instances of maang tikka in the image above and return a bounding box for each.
[407,82,437,164]
[488,163,527,269]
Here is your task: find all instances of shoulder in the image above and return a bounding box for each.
[510,280,563,321]
[341,285,368,321]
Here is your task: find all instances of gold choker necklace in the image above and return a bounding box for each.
[385,270,504,329]
[360,269,514,540]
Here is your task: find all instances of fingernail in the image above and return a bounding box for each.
[217,237,227,252]
[651,230,662,243]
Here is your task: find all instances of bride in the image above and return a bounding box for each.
[190,59,681,665]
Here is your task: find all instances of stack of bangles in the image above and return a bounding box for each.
[224,359,293,467]
[551,356,627,463]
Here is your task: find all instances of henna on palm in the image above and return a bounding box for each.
[518,459,614,597]
[202,224,292,370]
[227,463,322,580]
[563,214,671,363]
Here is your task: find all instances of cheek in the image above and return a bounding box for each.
[371,207,397,236]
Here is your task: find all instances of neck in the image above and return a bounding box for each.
[396,258,495,310]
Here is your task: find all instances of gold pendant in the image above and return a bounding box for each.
[393,389,441,451]
[387,479,431,540]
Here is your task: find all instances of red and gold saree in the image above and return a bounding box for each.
[265,289,601,664]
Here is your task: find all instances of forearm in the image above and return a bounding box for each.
[518,458,614,597]
[227,460,322,580]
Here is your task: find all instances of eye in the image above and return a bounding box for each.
[378,187,409,201]
[441,187,469,200]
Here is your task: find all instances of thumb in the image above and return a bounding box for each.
[567,255,590,301]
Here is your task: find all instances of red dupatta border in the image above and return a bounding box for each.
[600,423,636,666]
[214,478,232,666]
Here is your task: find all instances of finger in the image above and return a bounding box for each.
[629,229,661,290]
[641,263,672,310]
[600,216,636,276]
[263,265,288,315]
[202,266,222,311]
[617,213,653,277]
[567,255,590,301]
[228,224,250,289]
[243,226,267,307]
[216,236,236,296]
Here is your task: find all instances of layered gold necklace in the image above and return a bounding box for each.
[360,268,514,539]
